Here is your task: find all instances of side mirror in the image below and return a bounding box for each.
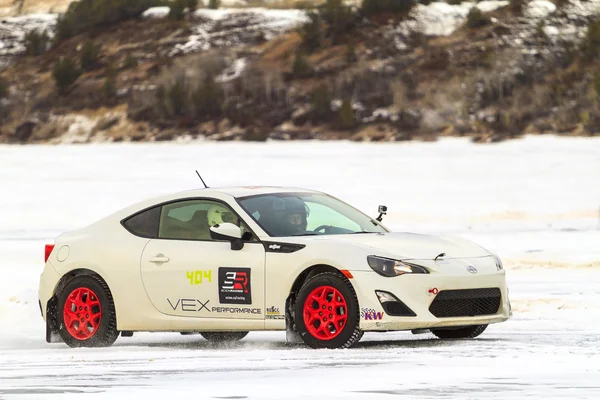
[376,205,387,222]
[210,223,244,251]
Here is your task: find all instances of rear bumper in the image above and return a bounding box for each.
[38,261,61,321]
[352,270,511,331]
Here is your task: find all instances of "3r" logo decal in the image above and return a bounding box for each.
[218,267,252,305]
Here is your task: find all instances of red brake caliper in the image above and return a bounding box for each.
[63,287,102,340]
[303,286,348,340]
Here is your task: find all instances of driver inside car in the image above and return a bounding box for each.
[279,197,309,236]
[207,204,239,227]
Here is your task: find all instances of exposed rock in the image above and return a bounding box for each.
[13,119,37,142]
[206,126,245,141]
[95,113,121,132]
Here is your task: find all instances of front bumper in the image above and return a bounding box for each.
[352,266,511,331]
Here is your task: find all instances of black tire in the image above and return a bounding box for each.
[200,331,249,342]
[430,324,488,339]
[57,275,119,348]
[294,272,362,349]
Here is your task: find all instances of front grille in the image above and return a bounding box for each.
[429,288,501,318]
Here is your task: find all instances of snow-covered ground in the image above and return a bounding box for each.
[1,136,599,398]
[0,12,56,68]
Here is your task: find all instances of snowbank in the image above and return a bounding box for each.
[216,57,247,82]
[399,1,508,37]
[524,0,557,19]
[171,8,308,56]
[563,0,600,18]
[142,6,170,19]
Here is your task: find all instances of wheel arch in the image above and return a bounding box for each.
[53,268,113,299]
[285,264,357,329]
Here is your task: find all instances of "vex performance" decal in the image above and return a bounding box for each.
[218,267,251,305]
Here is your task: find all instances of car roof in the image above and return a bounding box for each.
[185,186,320,199]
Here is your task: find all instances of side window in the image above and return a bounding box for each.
[158,199,256,241]
[123,206,160,238]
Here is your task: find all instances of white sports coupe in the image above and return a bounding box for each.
[39,186,511,349]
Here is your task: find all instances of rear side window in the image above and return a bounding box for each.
[123,206,160,238]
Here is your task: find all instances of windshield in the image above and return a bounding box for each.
[237,192,388,237]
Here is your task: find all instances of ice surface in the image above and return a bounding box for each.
[0,135,599,398]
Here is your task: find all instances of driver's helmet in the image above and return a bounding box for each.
[278,197,309,234]
[207,204,237,227]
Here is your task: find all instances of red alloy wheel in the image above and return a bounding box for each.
[303,285,348,341]
[62,287,102,340]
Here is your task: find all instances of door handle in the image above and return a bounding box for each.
[149,254,170,264]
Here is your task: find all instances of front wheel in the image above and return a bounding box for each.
[430,324,488,339]
[294,272,362,349]
[200,332,249,342]
[57,275,119,348]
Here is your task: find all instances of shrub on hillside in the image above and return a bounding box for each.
[169,0,186,20]
[311,84,332,120]
[208,0,220,9]
[124,53,138,69]
[300,11,323,52]
[185,0,198,11]
[338,99,356,129]
[509,0,526,13]
[345,42,358,63]
[165,77,187,116]
[80,40,100,71]
[292,51,313,77]
[361,0,415,16]
[0,76,8,99]
[466,7,490,29]
[24,29,49,56]
[54,0,163,43]
[581,20,600,60]
[191,76,223,118]
[154,73,224,120]
[53,57,81,94]
[104,64,117,99]
[321,0,356,41]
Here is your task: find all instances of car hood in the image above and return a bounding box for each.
[297,232,492,260]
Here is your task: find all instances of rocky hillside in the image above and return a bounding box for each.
[0,0,599,144]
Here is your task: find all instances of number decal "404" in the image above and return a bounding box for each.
[186,270,212,285]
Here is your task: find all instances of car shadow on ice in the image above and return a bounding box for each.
[113,336,502,351]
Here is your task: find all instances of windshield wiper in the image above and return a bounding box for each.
[290,233,320,236]
[349,231,371,234]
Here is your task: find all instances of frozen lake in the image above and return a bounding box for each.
[1,136,599,398]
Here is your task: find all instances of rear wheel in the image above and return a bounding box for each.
[294,272,362,349]
[57,275,119,348]
[430,324,488,339]
[200,332,249,342]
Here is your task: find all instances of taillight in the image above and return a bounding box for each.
[45,244,55,263]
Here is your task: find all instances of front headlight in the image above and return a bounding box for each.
[367,256,429,277]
